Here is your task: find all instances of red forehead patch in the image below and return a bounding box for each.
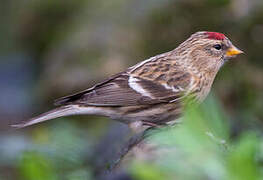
[205,32,225,40]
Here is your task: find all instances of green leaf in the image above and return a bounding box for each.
[226,132,260,180]
[18,151,57,180]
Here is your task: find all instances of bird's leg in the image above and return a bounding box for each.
[128,121,146,134]
[128,121,161,133]
[142,121,161,128]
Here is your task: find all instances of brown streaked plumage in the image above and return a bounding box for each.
[12,31,243,129]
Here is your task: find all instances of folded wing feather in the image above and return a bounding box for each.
[54,73,186,107]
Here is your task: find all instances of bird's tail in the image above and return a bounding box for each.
[11,105,85,129]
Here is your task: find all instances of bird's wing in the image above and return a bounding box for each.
[54,72,191,107]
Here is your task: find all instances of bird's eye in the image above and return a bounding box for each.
[213,44,222,50]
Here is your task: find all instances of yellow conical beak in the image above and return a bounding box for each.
[226,46,244,57]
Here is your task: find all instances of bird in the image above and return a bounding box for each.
[12,31,243,130]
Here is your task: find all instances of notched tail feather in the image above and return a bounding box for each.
[11,105,80,129]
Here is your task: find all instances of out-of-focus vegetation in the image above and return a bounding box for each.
[129,96,262,180]
[0,0,263,179]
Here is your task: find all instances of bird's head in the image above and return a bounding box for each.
[175,31,243,74]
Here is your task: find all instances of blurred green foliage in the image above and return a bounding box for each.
[18,152,57,180]
[15,121,93,180]
[129,95,262,180]
[18,150,92,180]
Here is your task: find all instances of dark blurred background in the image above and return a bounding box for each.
[0,0,263,179]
